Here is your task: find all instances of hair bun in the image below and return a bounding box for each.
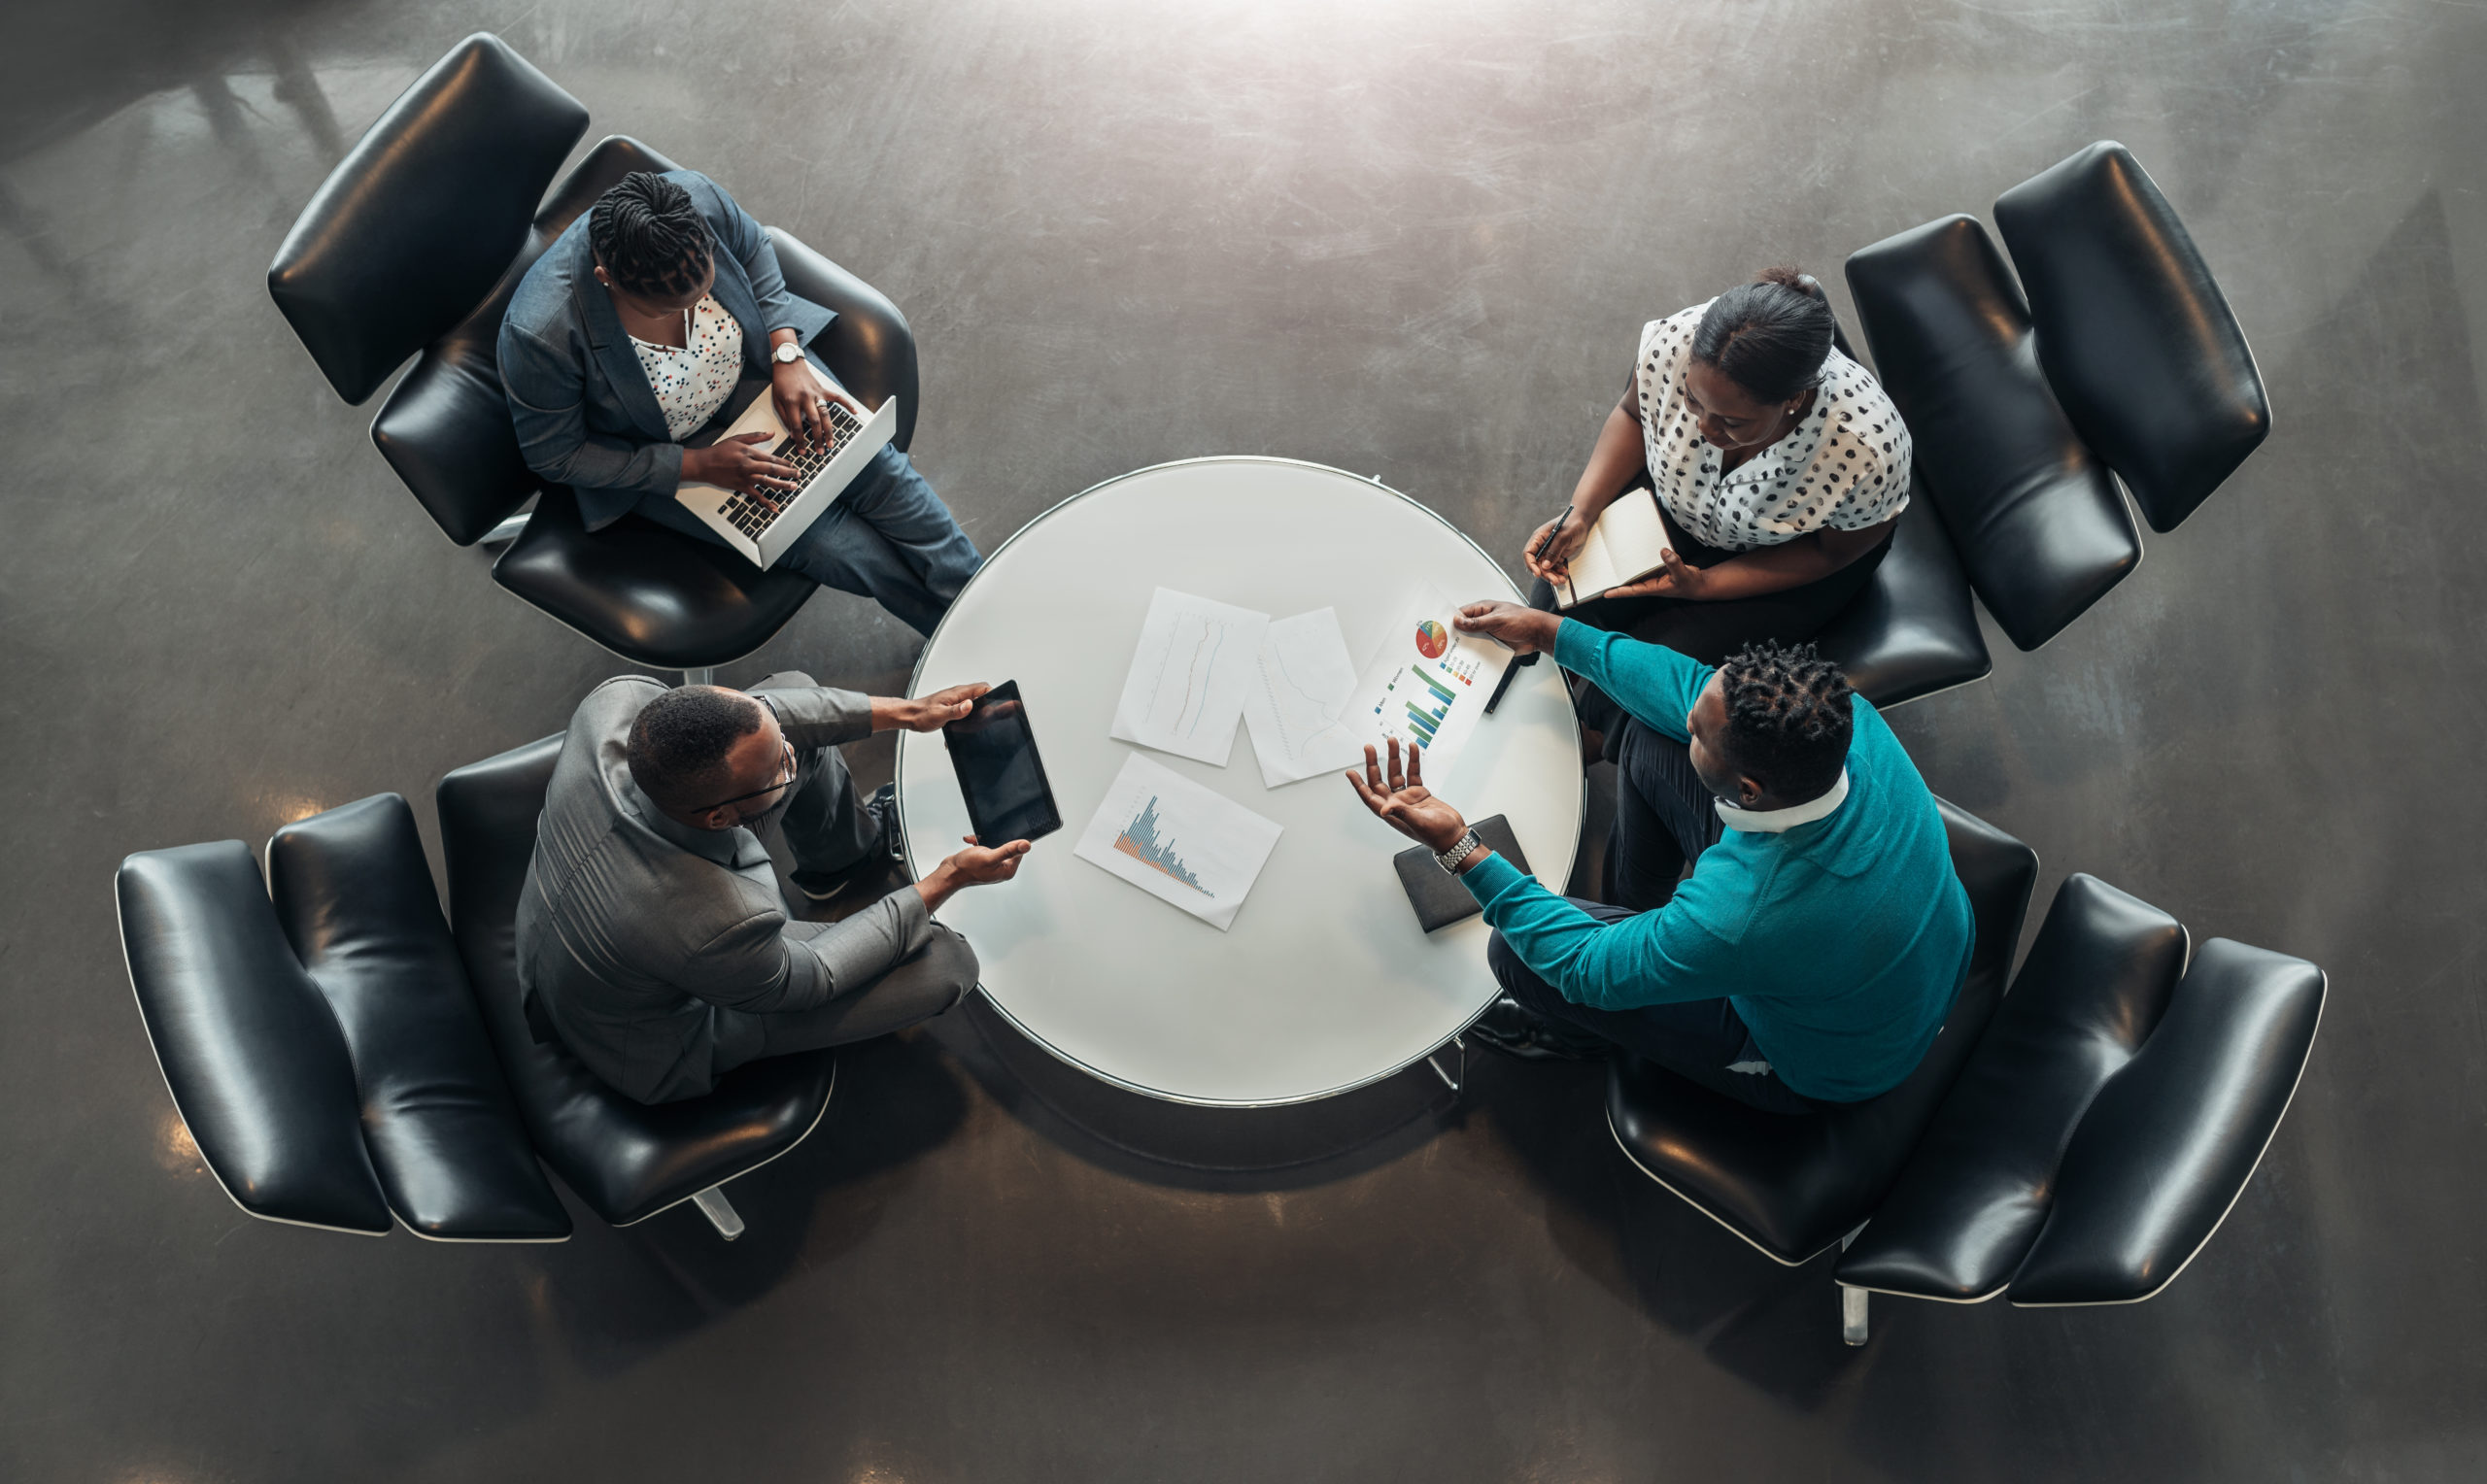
[1755,265,1807,289]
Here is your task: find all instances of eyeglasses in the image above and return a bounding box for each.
[696,739,798,815]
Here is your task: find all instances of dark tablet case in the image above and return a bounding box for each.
[1392,814,1532,932]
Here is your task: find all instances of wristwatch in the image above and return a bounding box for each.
[771,341,805,365]
[1434,828,1485,874]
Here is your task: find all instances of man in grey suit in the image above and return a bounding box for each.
[518,673,1033,1104]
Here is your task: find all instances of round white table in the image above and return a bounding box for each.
[896,458,1583,1106]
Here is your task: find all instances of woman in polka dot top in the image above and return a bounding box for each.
[1523,269,1912,678]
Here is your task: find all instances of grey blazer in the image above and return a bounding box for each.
[516,677,933,1104]
[497,169,835,532]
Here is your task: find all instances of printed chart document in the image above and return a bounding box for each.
[1347,582,1516,771]
[1074,753,1283,930]
[1109,589,1271,767]
[1554,488,1674,608]
[1239,607,1366,788]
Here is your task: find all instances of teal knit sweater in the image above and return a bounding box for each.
[1460,622,1972,1101]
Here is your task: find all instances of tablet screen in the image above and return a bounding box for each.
[943,681,1062,846]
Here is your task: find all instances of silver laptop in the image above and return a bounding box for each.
[676,379,901,570]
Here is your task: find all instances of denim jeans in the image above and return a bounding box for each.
[641,443,982,638]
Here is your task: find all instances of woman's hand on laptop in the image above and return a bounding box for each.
[771,361,865,447]
[682,432,800,505]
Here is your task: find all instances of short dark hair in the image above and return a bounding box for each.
[589,172,712,298]
[627,686,765,808]
[1690,267,1836,403]
[1717,641,1854,801]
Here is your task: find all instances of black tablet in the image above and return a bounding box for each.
[941,680,1063,846]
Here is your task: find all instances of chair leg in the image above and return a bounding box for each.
[683,668,717,687]
[691,1184,744,1240]
[1838,1224,1868,1345]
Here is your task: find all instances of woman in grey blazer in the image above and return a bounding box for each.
[498,170,979,636]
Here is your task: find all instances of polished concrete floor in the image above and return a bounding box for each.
[5,0,2485,1478]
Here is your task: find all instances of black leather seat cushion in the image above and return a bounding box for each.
[267,34,587,407]
[1814,481,1991,708]
[2007,938,2324,1305]
[1835,874,2187,1298]
[490,488,820,672]
[1995,142,2269,534]
[116,844,392,1233]
[1604,799,2039,1263]
[266,794,570,1242]
[434,737,837,1226]
[1846,216,2140,653]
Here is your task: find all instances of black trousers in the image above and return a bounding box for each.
[1485,716,1817,1114]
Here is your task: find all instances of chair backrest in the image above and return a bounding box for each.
[1814,474,1991,708]
[2005,938,2323,1304]
[116,841,392,1233]
[435,736,836,1226]
[1791,800,2045,1248]
[266,794,569,1241]
[371,135,684,544]
[1846,216,2141,652]
[268,34,587,406]
[1834,874,2187,1299]
[1995,143,2269,534]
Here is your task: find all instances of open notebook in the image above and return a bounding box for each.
[1553,489,1674,608]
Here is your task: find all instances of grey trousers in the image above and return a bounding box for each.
[705,671,978,1080]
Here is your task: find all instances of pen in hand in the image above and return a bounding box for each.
[1531,504,1575,568]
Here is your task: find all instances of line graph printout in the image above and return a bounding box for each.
[1346,582,1515,772]
[1240,607,1367,788]
[1074,753,1283,930]
[1108,589,1272,767]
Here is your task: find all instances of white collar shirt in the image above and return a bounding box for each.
[1631,299,1914,553]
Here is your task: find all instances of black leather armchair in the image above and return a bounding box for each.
[436,737,838,1237]
[1838,891,2323,1313]
[117,767,841,1243]
[1993,142,2270,534]
[267,34,922,677]
[1606,801,2041,1266]
[1846,216,2141,653]
[117,795,570,1240]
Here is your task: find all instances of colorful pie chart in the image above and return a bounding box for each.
[1414,619,1450,659]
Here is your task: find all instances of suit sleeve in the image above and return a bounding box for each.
[686,888,935,1016]
[497,320,684,496]
[690,173,804,337]
[750,684,876,749]
[1552,619,1713,743]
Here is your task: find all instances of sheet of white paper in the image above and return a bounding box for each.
[1108,588,1271,767]
[1073,753,1284,931]
[1346,582,1516,772]
[1239,607,1367,788]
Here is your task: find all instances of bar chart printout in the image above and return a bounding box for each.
[1075,753,1283,930]
[1347,583,1514,771]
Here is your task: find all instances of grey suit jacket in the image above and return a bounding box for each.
[516,676,932,1103]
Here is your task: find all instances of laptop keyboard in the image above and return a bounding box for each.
[716,400,868,540]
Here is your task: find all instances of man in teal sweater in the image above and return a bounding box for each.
[1346,602,1970,1114]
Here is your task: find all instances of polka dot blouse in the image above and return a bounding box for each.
[630,293,744,442]
[1627,299,1913,553]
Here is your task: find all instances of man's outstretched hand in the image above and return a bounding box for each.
[1345,739,1469,855]
[1453,600,1561,656]
[873,683,990,733]
[917,834,1032,913]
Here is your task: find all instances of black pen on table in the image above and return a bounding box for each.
[1484,505,1577,716]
